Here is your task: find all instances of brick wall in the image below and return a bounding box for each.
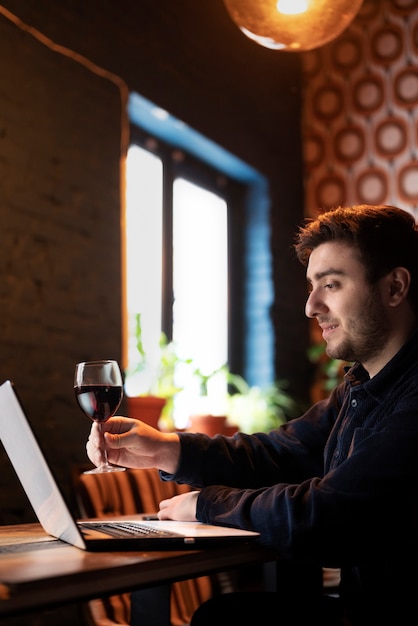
[0,13,123,521]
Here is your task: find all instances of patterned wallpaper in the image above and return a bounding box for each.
[302,0,418,220]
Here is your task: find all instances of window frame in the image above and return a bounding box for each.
[128,125,247,377]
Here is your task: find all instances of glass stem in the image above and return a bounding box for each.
[99,423,110,467]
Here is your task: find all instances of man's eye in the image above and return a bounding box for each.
[324,282,335,289]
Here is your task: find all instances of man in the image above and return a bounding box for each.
[87,204,418,625]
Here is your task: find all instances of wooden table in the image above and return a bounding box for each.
[0,523,278,618]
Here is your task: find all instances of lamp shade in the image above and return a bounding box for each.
[223,0,364,51]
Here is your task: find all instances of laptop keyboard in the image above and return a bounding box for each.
[79,521,178,538]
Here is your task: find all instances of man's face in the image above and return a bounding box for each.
[305,241,390,369]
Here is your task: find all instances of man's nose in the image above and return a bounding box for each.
[305,290,325,319]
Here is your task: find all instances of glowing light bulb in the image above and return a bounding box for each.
[223,0,364,52]
[277,0,308,16]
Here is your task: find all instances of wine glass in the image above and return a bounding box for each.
[74,359,126,473]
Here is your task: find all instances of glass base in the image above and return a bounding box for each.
[83,464,126,474]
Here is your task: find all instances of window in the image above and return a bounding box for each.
[125,92,274,426]
[172,178,228,375]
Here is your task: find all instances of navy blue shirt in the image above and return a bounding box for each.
[162,330,418,621]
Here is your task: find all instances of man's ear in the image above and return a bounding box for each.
[386,267,411,306]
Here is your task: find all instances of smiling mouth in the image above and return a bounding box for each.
[321,324,337,339]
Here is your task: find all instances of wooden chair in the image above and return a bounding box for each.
[72,466,234,626]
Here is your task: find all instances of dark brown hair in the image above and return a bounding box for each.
[294,204,418,312]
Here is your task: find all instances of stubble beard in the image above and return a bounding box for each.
[325,287,390,365]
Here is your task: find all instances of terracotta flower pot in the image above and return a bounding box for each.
[127,395,166,430]
[188,414,231,436]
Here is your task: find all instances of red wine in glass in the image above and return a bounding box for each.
[74,360,125,473]
[75,385,123,423]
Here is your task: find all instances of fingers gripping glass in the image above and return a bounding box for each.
[74,360,126,473]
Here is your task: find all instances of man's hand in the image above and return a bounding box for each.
[158,491,199,521]
[86,416,181,474]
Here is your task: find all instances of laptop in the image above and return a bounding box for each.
[0,379,260,551]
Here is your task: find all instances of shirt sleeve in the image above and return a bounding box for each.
[161,396,334,489]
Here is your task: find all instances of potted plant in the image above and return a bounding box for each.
[124,313,191,430]
[187,366,301,435]
[187,364,232,435]
[225,372,301,434]
[125,314,302,434]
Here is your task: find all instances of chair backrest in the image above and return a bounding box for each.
[72,466,214,626]
[74,465,192,518]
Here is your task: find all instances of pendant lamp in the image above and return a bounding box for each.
[223,0,364,51]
